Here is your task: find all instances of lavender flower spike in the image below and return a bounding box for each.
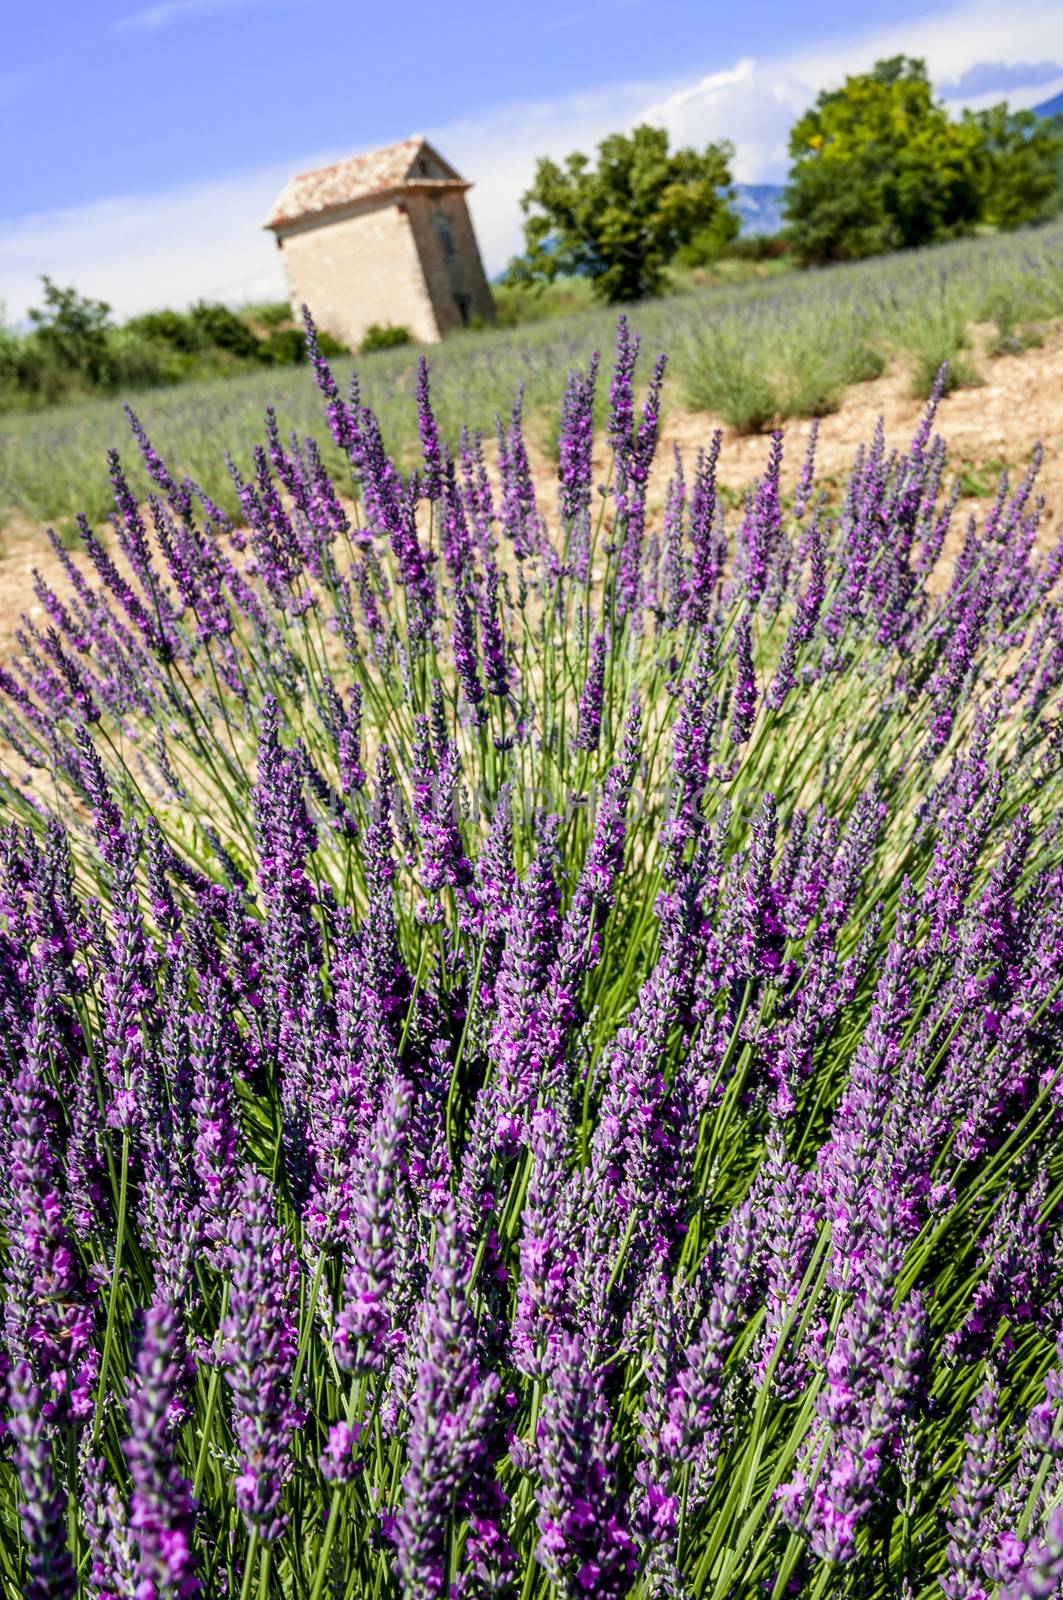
[394,1203,501,1600]
[575,632,608,752]
[7,1362,75,1600]
[220,1168,301,1542]
[125,1297,200,1599]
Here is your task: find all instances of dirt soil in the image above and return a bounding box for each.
[1,328,1061,657]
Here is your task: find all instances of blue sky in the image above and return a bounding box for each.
[5,0,937,216]
[3,0,1063,318]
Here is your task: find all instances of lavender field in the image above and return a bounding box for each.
[3,218,1063,534]
[0,308,1061,1600]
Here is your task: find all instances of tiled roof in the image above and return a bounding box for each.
[264,136,468,230]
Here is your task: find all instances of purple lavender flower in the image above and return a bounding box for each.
[793,419,819,519]
[452,591,486,721]
[410,688,474,897]
[941,1373,1002,1600]
[415,356,444,502]
[301,305,359,454]
[440,457,474,590]
[498,387,537,560]
[478,561,510,698]
[7,1362,76,1600]
[999,1507,1063,1599]
[220,1168,300,1542]
[564,698,641,960]
[607,313,640,462]
[768,517,826,710]
[189,977,240,1233]
[558,354,600,523]
[574,633,608,752]
[81,1447,138,1600]
[124,1297,199,1599]
[5,986,96,1420]
[687,432,724,626]
[394,1203,501,1600]
[490,817,563,1128]
[779,1207,924,1564]
[525,1331,635,1598]
[728,609,757,746]
[334,1077,412,1376]
[512,1106,574,1377]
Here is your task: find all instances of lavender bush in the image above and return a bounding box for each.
[0,310,1061,1600]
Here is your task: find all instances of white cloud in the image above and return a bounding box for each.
[0,165,294,324]
[5,0,1063,322]
[116,0,269,33]
[641,57,809,182]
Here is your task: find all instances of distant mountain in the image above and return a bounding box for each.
[731,183,785,236]
[1032,90,1063,117]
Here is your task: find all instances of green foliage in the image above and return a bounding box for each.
[3,221,1062,530]
[954,454,1008,497]
[681,321,781,432]
[1049,112,1063,216]
[124,307,208,354]
[251,299,294,328]
[725,233,792,262]
[783,57,982,265]
[978,276,1047,355]
[837,341,888,383]
[896,284,983,398]
[0,284,341,414]
[27,277,115,387]
[510,123,736,302]
[360,323,412,352]
[187,301,260,359]
[491,275,598,329]
[783,58,1063,266]
[672,203,741,268]
[257,327,307,366]
[963,104,1063,229]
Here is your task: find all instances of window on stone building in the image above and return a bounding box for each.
[455,294,471,327]
[435,214,456,260]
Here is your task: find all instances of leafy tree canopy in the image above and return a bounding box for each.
[28,277,115,386]
[784,57,1063,264]
[509,124,736,302]
[962,103,1063,230]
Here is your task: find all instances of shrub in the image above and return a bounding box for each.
[726,232,792,261]
[257,326,308,366]
[254,299,294,329]
[2,319,1061,1599]
[897,281,983,397]
[188,300,261,359]
[682,320,780,431]
[124,308,206,354]
[361,322,412,351]
[838,340,887,383]
[978,280,1046,356]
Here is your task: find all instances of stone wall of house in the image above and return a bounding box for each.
[277,200,442,348]
[404,191,495,334]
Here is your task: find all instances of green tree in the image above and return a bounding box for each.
[27,276,115,386]
[783,57,982,264]
[963,104,1063,229]
[510,124,736,302]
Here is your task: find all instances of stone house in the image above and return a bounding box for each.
[264,136,495,349]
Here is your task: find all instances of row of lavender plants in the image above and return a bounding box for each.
[6,217,1063,533]
[0,311,1061,1599]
